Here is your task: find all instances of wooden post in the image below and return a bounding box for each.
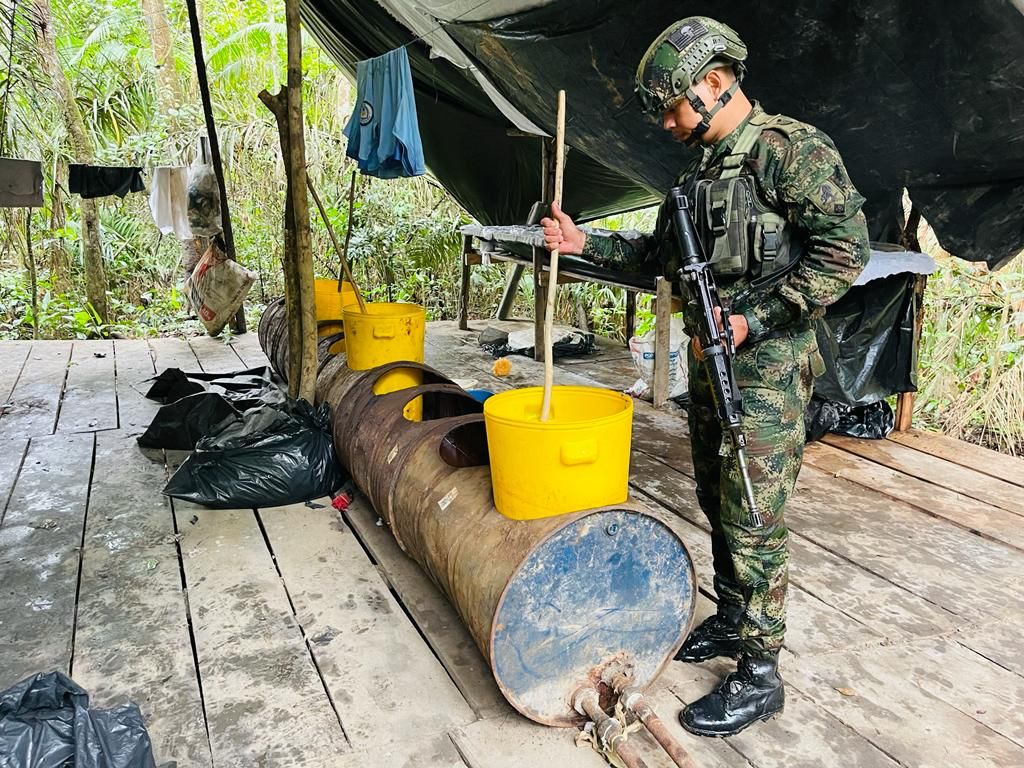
[285,0,317,401]
[184,0,245,334]
[259,90,302,395]
[653,276,671,408]
[497,263,524,320]
[894,205,926,432]
[259,16,318,405]
[459,234,472,330]
[533,247,546,361]
[26,210,38,340]
[625,289,637,344]
[895,273,928,432]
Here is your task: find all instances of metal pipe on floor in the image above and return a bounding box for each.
[574,688,651,768]
[615,683,697,768]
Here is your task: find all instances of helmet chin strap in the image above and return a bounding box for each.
[683,80,740,145]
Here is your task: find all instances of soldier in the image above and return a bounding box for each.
[540,17,869,736]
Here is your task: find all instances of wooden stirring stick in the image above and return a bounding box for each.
[540,90,566,422]
[308,170,367,313]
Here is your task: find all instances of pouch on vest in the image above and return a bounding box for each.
[690,112,803,283]
[693,174,754,278]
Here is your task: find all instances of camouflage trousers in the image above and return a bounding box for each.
[686,326,820,657]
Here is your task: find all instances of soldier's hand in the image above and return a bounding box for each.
[693,310,749,360]
[539,201,586,255]
[717,308,749,348]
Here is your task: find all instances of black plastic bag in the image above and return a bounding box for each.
[0,671,156,768]
[137,391,240,450]
[138,367,286,450]
[804,396,842,443]
[814,272,918,407]
[162,400,345,509]
[144,366,283,410]
[833,400,896,440]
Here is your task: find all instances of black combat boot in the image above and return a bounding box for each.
[674,604,743,662]
[679,653,784,737]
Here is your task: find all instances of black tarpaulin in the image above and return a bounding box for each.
[302,0,1024,269]
[813,249,935,406]
[300,0,656,225]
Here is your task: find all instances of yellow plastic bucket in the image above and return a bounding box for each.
[314,279,357,341]
[343,302,426,421]
[483,386,633,520]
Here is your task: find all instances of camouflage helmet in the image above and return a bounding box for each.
[635,17,747,126]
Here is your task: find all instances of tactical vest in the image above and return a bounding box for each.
[690,112,805,283]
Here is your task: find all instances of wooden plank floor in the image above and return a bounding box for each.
[0,325,1022,768]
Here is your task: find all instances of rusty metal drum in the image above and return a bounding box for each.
[258,309,698,726]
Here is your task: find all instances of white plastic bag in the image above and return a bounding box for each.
[184,243,255,337]
[187,137,223,237]
[627,316,689,401]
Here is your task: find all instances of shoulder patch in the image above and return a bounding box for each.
[809,172,849,216]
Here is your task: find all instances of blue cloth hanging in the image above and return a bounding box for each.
[344,47,425,179]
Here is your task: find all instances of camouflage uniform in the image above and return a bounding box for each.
[581,104,870,656]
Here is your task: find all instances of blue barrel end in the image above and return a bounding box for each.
[490,509,696,725]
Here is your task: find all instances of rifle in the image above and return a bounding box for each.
[668,185,763,528]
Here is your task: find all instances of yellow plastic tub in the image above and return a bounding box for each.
[483,386,633,520]
[314,279,357,341]
[343,302,426,420]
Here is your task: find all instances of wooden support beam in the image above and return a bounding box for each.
[895,273,929,432]
[497,263,524,320]
[459,234,472,331]
[253,0,317,402]
[532,246,545,362]
[652,276,672,408]
[184,0,245,334]
[259,90,302,396]
[625,289,636,346]
[895,206,927,432]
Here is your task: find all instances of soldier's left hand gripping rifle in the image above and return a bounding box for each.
[668,185,763,527]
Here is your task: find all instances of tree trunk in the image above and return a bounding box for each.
[284,0,316,402]
[140,0,183,113]
[26,210,38,339]
[47,159,72,291]
[34,0,108,324]
[267,1,280,93]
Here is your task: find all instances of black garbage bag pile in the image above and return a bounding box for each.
[804,396,895,443]
[163,399,342,509]
[138,367,284,449]
[138,367,345,508]
[0,671,157,768]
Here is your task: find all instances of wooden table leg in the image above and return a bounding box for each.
[458,234,472,331]
[497,263,525,320]
[895,273,929,432]
[625,289,637,345]
[653,276,671,408]
[533,246,545,362]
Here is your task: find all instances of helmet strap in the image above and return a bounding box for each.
[683,80,740,145]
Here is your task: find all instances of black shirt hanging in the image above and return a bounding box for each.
[68,164,146,199]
